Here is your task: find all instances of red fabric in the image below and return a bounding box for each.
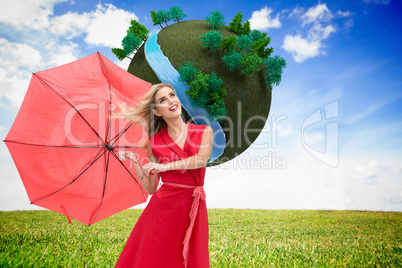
[4,52,153,225]
[115,121,210,268]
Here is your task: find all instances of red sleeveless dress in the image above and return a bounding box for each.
[115,121,210,268]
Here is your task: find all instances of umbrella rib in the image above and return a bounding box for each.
[97,52,113,146]
[31,147,107,204]
[89,149,111,225]
[109,122,133,146]
[32,73,106,145]
[2,140,102,149]
[110,150,147,200]
[113,146,141,149]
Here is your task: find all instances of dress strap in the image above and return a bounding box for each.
[162,182,206,267]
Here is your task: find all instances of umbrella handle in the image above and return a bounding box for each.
[150,169,160,197]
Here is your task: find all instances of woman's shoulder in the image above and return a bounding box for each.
[188,122,211,139]
[188,122,209,130]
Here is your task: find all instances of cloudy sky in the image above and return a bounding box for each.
[1,0,401,212]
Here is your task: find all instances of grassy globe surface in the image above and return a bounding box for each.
[127,20,272,167]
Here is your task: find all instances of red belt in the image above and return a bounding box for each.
[161,181,206,268]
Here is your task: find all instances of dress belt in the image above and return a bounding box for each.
[161,181,206,268]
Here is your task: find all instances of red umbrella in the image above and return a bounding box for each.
[3,52,156,225]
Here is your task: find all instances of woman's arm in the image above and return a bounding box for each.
[141,142,161,195]
[144,126,214,174]
[119,139,160,195]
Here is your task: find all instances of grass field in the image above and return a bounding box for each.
[1,209,401,267]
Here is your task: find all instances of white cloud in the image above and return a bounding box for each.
[84,4,137,47]
[0,0,66,30]
[282,34,322,63]
[0,3,139,107]
[344,18,354,31]
[384,191,402,204]
[48,3,137,47]
[0,38,43,70]
[352,160,381,184]
[49,11,91,39]
[47,42,79,67]
[115,58,131,71]
[249,6,281,31]
[335,10,352,17]
[1,2,137,48]
[289,6,304,18]
[308,24,336,40]
[0,38,43,106]
[301,3,332,25]
[282,3,352,63]
[0,36,80,107]
[351,160,402,186]
[277,122,293,136]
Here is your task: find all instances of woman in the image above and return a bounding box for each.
[114,82,213,268]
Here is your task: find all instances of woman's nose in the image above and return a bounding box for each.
[167,96,174,104]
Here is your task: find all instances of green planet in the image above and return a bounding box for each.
[127,19,272,166]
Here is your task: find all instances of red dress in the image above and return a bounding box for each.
[115,121,210,268]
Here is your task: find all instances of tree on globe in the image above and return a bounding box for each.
[205,10,226,29]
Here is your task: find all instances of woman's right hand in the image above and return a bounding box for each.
[117,151,127,161]
[117,151,138,162]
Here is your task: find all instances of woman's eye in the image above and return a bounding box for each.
[160,93,174,103]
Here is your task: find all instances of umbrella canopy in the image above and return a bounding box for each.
[3,52,153,225]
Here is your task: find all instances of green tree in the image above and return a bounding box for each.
[111,48,131,61]
[199,30,223,53]
[156,10,170,27]
[251,36,274,59]
[169,6,187,23]
[228,12,243,34]
[189,71,228,121]
[250,29,264,42]
[235,34,253,53]
[151,10,164,28]
[150,10,157,25]
[205,10,226,29]
[221,36,236,53]
[207,98,227,121]
[207,72,224,92]
[188,71,210,104]
[240,52,263,77]
[127,19,149,41]
[208,71,227,105]
[242,19,251,35]
[122,34,142,57]
[222,50,242,71]
[178,62,200,83]
[180,65,228,122]
[263,55,286,88]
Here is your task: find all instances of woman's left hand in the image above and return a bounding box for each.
[142,162,166,176]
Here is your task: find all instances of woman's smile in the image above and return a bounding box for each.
[169,104,178,111]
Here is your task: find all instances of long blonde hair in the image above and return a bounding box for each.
[112,82,176,138]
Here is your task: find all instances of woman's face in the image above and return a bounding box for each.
[153,86,182,119]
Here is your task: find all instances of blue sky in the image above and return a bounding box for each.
[1,0,401,211]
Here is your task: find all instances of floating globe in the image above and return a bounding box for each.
[128,20,272,167]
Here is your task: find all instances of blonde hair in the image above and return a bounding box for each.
[112,82,176,138]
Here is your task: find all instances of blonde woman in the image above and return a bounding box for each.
[114,82,213,268]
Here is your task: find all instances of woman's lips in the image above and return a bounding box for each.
[170,104,178,111]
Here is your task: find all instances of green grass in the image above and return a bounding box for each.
[127,20,272,167]
[1,209,401,267]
